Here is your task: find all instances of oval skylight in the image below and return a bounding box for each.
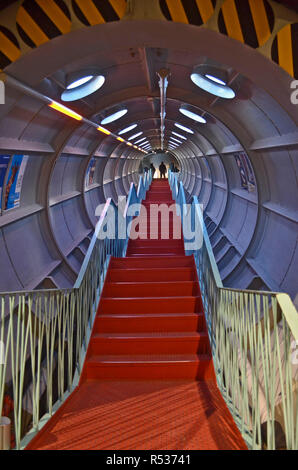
[101,109,128,125]
[191,73,235,99]
[174,123,194,134]
[67,76,94,89]
[205,74,226,86]
[169,137,183,144]
[118,124,137,135]
[172,131,187,140]
[179,107,206,124]
[128,132,143,141]
[61,75,105,102]
[134,137,146,144]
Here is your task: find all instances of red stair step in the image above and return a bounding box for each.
[145,196,174,201]
[100,296,203,314]
[110,255,194,269]
[84,354,215,380]
[127,253,185,257]
[126,242,184,249]
[89,332,209,355]
[127,249,184,256]
[103,281,199,298]
[94,312,205,333]
[143,201,175,205]
[106,267,195,283]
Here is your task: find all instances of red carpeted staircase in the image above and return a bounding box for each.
[26,179,247,450]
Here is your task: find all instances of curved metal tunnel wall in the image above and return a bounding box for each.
[176,91,298,302]
[0,18,297,307]
[0,91,142,291]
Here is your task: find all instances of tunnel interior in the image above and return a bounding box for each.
[0,4,297,307]
[141,152,180,176]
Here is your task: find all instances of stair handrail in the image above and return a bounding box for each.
[0,171,151,450]
[136,174,144,200]
[168,170,298,450]
[191,195,223,289]
[169,170,297,336]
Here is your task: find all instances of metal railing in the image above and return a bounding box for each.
[169,170,298,450]
[0,171,152,450]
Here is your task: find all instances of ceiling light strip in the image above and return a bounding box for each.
[157,68,170,151]
[172,131,187,140]
[118,124,137,135]
[5,74,147,154]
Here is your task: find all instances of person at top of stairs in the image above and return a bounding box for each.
[159,161,167,178]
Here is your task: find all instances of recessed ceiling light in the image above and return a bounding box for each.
[191,73,235,99]
[134,137,146,144]
[101,109,128,125]
[205,74,226,86]
[128,132,143,141]
[62,75,105,102]
[67,76,94,89]
[179,107,206,124]
[174,123,194,134]
[118,124,137,135]
[169,137,182,144]
[139,141,149,146]
[172,131,187,140]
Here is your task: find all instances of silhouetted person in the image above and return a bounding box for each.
[150,163,156,178]
[159,161,167,178]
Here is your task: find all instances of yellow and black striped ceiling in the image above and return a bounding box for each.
[72,0,126,26]
[271,22,298,78]
[16,0,71,48]
[0,0,297,79]
[0,24,21,68]
[218,0,274,49]
[160,0,216,25]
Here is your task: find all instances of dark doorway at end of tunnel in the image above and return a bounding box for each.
[139,152,180,178]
